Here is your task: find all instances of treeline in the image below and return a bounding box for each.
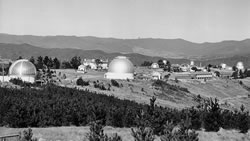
[0,84,249,134]
[19,56,82,70]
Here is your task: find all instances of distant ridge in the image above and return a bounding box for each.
[1,33,250,59]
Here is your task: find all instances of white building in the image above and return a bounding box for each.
[77,65,86,73]
[151,71,161,80]
[104,56,134,79]
[83,59,97,69]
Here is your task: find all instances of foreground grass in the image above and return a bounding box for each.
[0,126,249,141]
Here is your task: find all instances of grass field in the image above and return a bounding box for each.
[0,126,249,141]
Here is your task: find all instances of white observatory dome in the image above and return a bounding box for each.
[221,63,227,69]
[104,56,134,79]
[151,63,159,69]
[236,61,244,71]
[9,59,37,83]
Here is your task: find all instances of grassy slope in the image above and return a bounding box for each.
[56,68,250,110]
[1,68,250,141]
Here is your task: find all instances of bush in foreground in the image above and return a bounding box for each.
[88,121,122,141]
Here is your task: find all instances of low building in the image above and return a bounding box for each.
[151,71,161,80]
[172,72,213,80]
[77,65,86,73]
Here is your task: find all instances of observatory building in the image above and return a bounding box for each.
[8,59,37,83]
[151,63,159,69]
[104,56,134,79]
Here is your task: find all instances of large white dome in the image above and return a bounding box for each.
[105,56,134,79]
[108,56,134,73]
[9,59,37,76]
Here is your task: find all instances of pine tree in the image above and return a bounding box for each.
[36,56,44,69]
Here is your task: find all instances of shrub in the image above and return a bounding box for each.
[202,98,222,132]
[237,105,250,133]
[76,77,89,86]
[9,78,32,87]
[20,128,37,141]
[88,121,122,141]
[111,79,120,87]
[160,118,199,141]
[131,127,155,141]
[131,108,155,141]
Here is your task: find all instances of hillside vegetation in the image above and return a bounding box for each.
[0,84,249,135]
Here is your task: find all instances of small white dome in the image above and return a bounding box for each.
[151,63,159,69]
[236,62,244,70]
[9,59,37,76]
[221,63,227,69]
[108,56,134,73]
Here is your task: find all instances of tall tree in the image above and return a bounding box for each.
[36,56,44,69]
[70,56,81,69]
[43,56,49,67]
[61,61,71,69]
[53,57,60,69]
[47,57,53,68]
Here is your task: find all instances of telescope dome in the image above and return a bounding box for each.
[9,59,37,76]
[105,56,134,79]
[108,56,134,73]
[151,63,159,69]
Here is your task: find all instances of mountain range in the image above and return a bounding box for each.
[1,33,250,59]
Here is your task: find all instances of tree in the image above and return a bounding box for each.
[53,57,60,69]
[36,56,44,69]
[70,56,81,69]
[158,60,165,68]
[95,59,102,65]
[141,61,153,67]
[47,57,53,68]
[29,56,35,65]
[232,66,238,71]
[61,61,71,69]
[165,60,171,72]
[43,56,49,67]
[239,70,244,79]
[17,56,23,60]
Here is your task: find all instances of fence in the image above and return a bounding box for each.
[0,134,20,141]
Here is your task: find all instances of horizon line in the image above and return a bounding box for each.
[0,33,249,44]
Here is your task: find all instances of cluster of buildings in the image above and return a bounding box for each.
[0,55,247,84]
[77,59,108,73]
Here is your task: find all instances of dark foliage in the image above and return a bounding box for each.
[76,77,89,86]
[111,79,120,87]
[160,118,199,141]
[141,61,153,67]
[152,80,189,93]
[9,78,32,87]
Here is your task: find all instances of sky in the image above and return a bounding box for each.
[0,0,250,43]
